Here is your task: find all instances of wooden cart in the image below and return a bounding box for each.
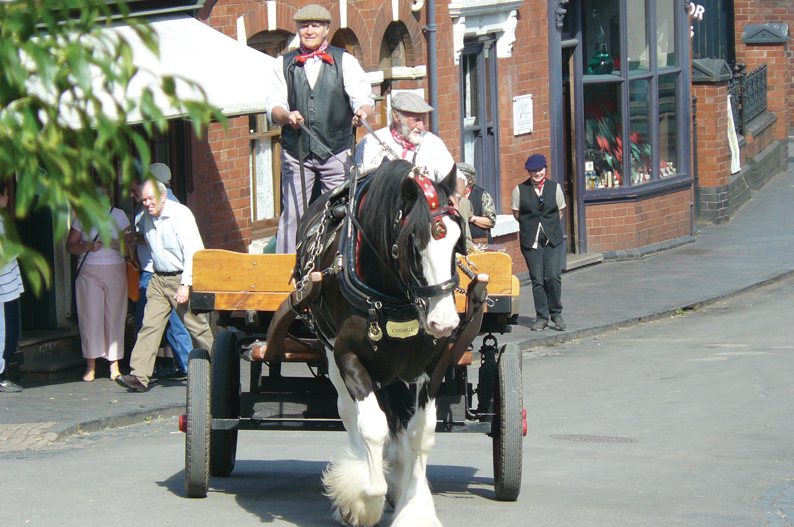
[181,249,525,502]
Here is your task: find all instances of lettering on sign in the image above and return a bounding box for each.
[689,3,706,38]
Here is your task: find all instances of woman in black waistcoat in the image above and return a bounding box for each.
[511,154,567,331]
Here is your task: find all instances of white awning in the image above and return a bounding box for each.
[118,15,275,121]
[26,15,274,126]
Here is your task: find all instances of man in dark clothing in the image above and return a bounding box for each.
[267,4,373,253]
[458,163,496,244]
[512,154,567,331]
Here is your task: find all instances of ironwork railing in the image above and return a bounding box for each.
[727,62,768,137]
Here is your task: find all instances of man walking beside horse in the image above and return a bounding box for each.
[268,4,373,254]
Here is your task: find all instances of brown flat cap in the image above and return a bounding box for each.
[391,91,434,114]
[293,5,332,23]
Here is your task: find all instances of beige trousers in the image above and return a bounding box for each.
[128,273,213,386]
[76,263,128,361]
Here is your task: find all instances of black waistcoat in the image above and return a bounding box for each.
[281,46,354,160]
[517,179,564,249]
[467,185,492,242]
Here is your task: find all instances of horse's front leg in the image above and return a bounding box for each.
[389,392,442,527]
[324,347,389,526]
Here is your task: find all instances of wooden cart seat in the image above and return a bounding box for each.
[191,249,519,315]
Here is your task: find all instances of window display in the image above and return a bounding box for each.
[584,83,623,189]
[659,74,678,177]
[580,0,684,191]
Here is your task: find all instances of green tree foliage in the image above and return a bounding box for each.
[0,0,225,293]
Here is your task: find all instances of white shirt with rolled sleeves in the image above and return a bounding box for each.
[138,200,204,288]
[266,52,374,121]
[354,127,457,182]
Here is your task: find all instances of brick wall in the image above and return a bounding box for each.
[734,0,794,130]
[190,116,251,251]
[585,190,691,253]
[692,82,732,188]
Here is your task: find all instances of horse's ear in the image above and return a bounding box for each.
[401,172,420,202]
[439,164,459,197]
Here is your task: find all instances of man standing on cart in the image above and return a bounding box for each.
[268,4,373,254]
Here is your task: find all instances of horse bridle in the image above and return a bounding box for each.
[389,167,461,302]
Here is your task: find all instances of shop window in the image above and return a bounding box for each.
[626,0,650,73]
[628,79,652,185]
[583,0,620,77]
[658,74,678,178]
[580,0,686,192]
[584,83,623,189]
[656,0,677,69]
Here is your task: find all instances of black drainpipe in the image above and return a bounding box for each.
[426,1,439,135]
[692,95,700,228]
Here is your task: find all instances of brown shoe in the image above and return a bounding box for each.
[115,374,149,392]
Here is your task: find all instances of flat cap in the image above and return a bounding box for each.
[149,163,171,184]
[524,153,547,171]
[457,163,476,177]
[391,92,434,114]
[293,5,332,22]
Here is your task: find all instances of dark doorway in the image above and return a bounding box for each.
[459,37,501,207]
[562,46,577,254]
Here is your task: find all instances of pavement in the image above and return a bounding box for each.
[2,148,793,453]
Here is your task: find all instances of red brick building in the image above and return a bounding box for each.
[184,0,697,273]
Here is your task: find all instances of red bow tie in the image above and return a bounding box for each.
[295,49,334,65]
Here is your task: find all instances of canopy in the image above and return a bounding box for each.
[117,15,274,121]
[27,15,274,126]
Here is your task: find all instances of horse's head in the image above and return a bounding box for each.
[359,160,464,339]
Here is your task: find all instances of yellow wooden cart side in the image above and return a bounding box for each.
[191,249,519,315]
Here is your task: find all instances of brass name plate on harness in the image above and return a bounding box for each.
[386,319,420,339]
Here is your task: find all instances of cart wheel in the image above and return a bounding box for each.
[492,343,523,501]
[185,348,211,498]
[210,331,240,477]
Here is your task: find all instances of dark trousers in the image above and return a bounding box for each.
[2,298,21,378]
[521,236,563,321]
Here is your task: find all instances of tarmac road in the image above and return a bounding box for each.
[3,275,793,526]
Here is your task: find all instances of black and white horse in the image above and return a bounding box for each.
[295,159,466,526]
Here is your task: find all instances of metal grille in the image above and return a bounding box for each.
[727,62,768,137]
[743,63,768,125]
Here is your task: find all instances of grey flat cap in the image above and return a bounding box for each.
[149,163,171,184]
[457,163,476,176]
[391,92,434,114]
[294,5,332,22]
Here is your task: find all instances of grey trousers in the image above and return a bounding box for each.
[276,149,349,254]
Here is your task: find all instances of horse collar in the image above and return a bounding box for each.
[407,169,454,240]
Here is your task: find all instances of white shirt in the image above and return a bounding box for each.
[139,200,204,287]
[0,217,23,303]
[135,189,179,273]
[355,127,457,182]
[72,208,130,266]
[266,52,374,121]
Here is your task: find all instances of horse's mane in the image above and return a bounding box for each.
[358,159,442,283]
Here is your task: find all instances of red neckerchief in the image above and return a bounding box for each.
[390,126,416,159]
[294,40,334,65]
[532,178,545,195]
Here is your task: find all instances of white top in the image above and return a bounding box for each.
[135,188,179,273]
[354,127,457,183]
[511,181,566,250]
[72,208,130,266]
[139,199,204,287]
[0,217,24,303]
[266,52,374,121]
